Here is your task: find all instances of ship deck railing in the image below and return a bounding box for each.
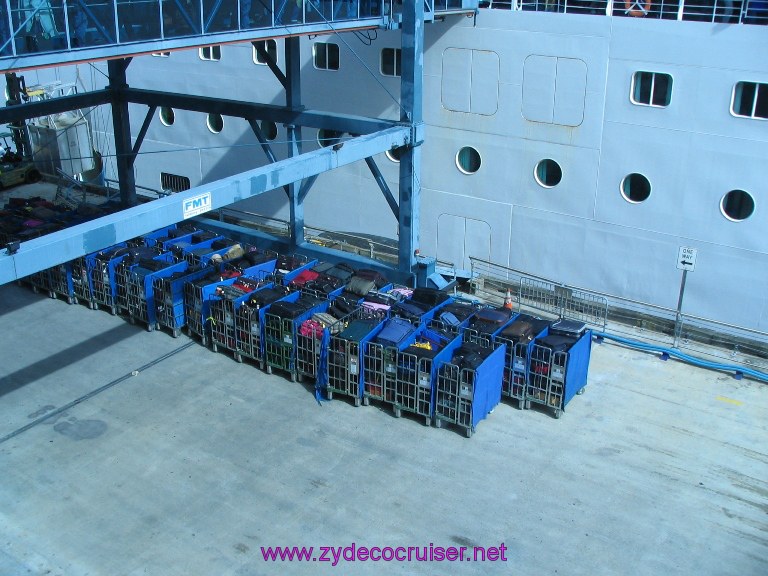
[484,0,767,25]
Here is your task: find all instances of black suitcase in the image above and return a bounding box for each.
[536,333,577,352]
[269,301,309,319]
[501,319,535,344]
[550,319,587,338]
[411,287,451,308]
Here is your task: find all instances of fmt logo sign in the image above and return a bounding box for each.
[183,193,212,219]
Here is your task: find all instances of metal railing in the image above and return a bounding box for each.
[485,0,767,24]
[469,256,768,373]
[0,0,479,60]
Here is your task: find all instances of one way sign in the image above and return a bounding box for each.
[677,246,697,271]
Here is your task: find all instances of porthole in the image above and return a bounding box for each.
[620,173,651,203]
[456,146,481,174]
[535,159,562,188]
[261,120,278,141]
[206,113,223,134]
[159,106,175,126]
[720,190,754,222]
[318,129,343,148]
[386,146,405,163]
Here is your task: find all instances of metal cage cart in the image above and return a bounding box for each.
[71,255,93,307]
[211,279,281,360]
[47,261,75,303]
[434,344,506,437]
[361,317,421,406]
[88,244,132,314]
[263,293,329,380]
[390,329,463,426]
[184,259,276,346]
[293,300,352,386]
[527,330,592,418]
[231,283,293,365]
[463,307,518,348]
[153,263,215,337]
[119,253,179,330]
[325,316,384,406]
[495,316,552,408]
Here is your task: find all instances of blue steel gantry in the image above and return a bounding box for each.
[0,0,478,284]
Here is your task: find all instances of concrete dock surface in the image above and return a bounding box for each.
[0,282,766,576]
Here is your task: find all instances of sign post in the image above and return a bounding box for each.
[674,246,697,347]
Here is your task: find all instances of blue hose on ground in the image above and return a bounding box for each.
[593,332,768,383]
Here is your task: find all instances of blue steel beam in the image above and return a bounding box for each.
[0,125,412,284]
[285,36,304,249]
[397,0,425,274]
[0,90,112,124]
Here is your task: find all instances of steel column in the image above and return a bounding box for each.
[108,58,136,207]
[285,36,304,249]
[398,0,425,274]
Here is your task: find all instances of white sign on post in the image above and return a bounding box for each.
[677,246,697,271]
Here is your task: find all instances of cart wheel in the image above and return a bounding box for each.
[524,400,531,410]
[554,409,562,419]
[465,427,473,439]
[31,286,38,294]
[235,353,243,364]
[577,387,586,395]
[363,397,370,406]
[434,419,442,429]
[424,417,431,427]
[393,407,401,418]
[172,329,180,338]
[516,399,524,410]
[90,302,97,310]
[110,306,117,315]
[290,372,296,382]
[67,297,74,305]
[202,336,208,347]
[327,390,334,400]
[48,291,55,299]
[146,324,153,332]
[155,323,161,331]
[266,365,273,374]
[354,397,361,407]
[212,343,218,353]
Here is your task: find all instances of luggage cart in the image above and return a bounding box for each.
[47,261,75,303]
[88,244,130,314]
[154,263,215,337]
[463,308,518,348]
[434,344,506,437]
[232,283,293,365]
[121,253,179,330]
[361,319,422,407]
[495,319,551,409]
[263,294,328,380]
[293,296,348,385]
[391,331,463,425]
[71,256,93,307]
[210,278,273,359]
[325,316,384,406]
[527,330,592,418]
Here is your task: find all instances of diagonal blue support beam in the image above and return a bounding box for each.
[129,105,157,168]
[0,126,412,284]
[253,40,288,90]
[364,156,399,220]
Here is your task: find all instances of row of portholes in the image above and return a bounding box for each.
[453,146,755,222]
[158,107,278,140]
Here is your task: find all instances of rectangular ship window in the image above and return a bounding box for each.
[252,40,278,65]
[381,48,401,77]
[313,43,340,71]
[631,71,672,107]
[731,82,768,120]
[199,45,221,61]
[151,52,170,57]
[161,173,191,193]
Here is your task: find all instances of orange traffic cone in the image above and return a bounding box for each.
[503,289,513,310]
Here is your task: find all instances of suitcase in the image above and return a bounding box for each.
[299,319,324,338]
[247,287,289,308]
[269,301,309,319]
[375,317,416,348]
[290,269,320,287]
[411,287,451,308]
[339,319,379,342]
[536,333,578,352]
[355,269,389,288]
[550,319,587,338]
[326,264,356,282]
[345,276,376,297]
[391,300,428,321]
[470,307,514,335]
[501,319,535,344]
[441,302,478,322]
[438,311,460,328]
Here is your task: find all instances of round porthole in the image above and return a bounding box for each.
[206,113,223,134]
[620,173,651,203]
[261,120,278,141]
[535,159,562,188]
[318,129,343,148]
[159,106,175,126]
[456,146,481,174]
[720,189,754,222]
[386,146,405,163]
